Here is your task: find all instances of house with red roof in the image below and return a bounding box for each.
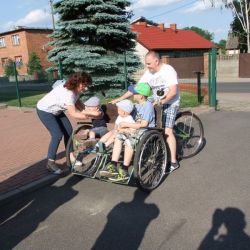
[131,17,216,78]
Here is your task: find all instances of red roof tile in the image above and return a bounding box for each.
[131,23,216,50]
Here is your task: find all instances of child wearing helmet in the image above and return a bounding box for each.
[100,82,155,182]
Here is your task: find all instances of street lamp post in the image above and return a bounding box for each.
[49,0,55,30]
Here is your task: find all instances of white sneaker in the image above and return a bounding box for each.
[70,155,82,167]
[166,162,180,174]
[74,160,82,167]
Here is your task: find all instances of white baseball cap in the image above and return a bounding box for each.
[116,99,134,113]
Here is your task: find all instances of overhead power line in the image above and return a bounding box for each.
[149,0,198,19]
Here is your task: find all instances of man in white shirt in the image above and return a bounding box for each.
[111,51,180,173]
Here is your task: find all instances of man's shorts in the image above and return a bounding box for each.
[116,129,146,148]
[91,126,108,137]
[162,104,179,129]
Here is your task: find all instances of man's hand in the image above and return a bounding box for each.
[109,98,120,104]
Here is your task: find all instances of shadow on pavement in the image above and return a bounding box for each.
[0,152,66,196]
[0,175,82,250]
[91,189,160,250]
[198,207,250,250]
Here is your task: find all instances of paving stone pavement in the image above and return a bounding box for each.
[0,107,71,205]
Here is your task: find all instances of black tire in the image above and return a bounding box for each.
[174,111,204,159]
[66,124,99,176]
[133,130,169,191]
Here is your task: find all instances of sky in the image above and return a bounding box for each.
[0,0,233,43]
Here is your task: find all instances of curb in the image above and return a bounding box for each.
[0,174,59,207]
[0,103,8,109]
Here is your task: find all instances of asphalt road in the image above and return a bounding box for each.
[217,81,250,93]
[0,111,250,250]
[0,81,249,93]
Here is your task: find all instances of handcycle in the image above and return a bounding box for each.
[65,103,204,191]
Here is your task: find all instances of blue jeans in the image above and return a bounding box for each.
[36,108,73,160]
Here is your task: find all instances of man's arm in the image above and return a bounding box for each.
[160,84,178,105]
[110,91,133,104]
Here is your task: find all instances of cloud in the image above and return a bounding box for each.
[15,9,50,26]
[131,0,182,10]
[3,9,50,30]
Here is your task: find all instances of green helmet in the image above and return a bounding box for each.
[134,82,152,97]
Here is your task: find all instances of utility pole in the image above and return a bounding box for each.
[49,0,55,30]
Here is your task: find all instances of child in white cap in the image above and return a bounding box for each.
[83,96,108,140]
[97,99,135,151]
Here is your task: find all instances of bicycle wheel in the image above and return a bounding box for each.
[133,130,169,191]
[174,111,204,159]
[66,124,100,177]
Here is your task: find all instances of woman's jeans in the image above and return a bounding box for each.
[36,108,73,160]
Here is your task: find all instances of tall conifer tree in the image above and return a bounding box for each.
[48,0,141,89]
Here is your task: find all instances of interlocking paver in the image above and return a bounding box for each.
[0,107,68,197]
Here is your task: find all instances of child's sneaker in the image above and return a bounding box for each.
[166,162,180,174]
[109,167,130,182]
[99,162,118,177]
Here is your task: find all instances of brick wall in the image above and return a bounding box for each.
[0,29,53,77]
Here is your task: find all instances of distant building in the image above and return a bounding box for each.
[0,27,53,77]
[226,33,240,55]
[131,17,216,78]
[131,17,216,62]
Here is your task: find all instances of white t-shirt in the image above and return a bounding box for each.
[115,115,135,126]
[115,115,136,134]
[139,64,180,106]
[37,84,78,115]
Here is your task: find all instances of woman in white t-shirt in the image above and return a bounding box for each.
[37,72,101,175]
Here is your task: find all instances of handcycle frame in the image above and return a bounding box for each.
[66,104,204,191]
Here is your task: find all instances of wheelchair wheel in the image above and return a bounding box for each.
[174,111,204,159]
[133,130,169,191]
[66,124,100,176]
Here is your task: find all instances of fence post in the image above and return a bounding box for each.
[13,62,21,107]
[208,48,217,109]
[123,51,128,90]
[194,71,204,104]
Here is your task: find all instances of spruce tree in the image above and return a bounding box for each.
[48,0,141,89]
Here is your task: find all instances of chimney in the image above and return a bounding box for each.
[170,23,177,31]
[158,23,164,31]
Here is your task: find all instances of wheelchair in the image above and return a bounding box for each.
[66,104,204,191]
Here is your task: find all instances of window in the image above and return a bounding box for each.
[12,34,20,45]
[0,37,6,47]
[1,58,8,68]
[15,56,23,67]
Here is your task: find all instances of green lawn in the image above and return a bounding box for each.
[180,91,199,108]
[0,91,46,108]
[0,90,200,108]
